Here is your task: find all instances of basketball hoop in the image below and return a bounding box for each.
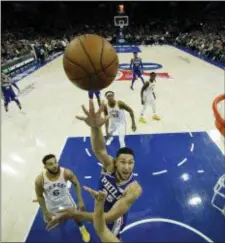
[113,15,129,44]
[212,94,225,137]
[114,16,129,28]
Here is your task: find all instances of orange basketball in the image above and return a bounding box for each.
[63,34,119,91]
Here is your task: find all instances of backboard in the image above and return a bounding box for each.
[114,15,129,28]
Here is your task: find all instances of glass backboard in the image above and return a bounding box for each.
[114,16,129,28]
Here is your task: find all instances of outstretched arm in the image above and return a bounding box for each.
[93,190,121,242]
[12,81,20,91]
[77,181,142,223]
[46,182,142,232]
[76,100,114,172]
[91,126,114,171]
[64,169,85,210]
[7,76,20,91]
[104,105,110,135]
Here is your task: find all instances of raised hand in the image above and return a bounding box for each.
[83,186,107,202]
[46,207,79,231]
[76,99,110,128]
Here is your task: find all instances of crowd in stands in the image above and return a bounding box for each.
[1,31,67,65]
[1,2,225,66]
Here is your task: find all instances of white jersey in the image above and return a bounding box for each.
[107,101,126,125]
[143,81,156,101]
[43,167,76,214]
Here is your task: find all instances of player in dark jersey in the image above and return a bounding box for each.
[1,73,22,112]
[47,100,142,240]
[130,52,145,90]
[88,90,101,107]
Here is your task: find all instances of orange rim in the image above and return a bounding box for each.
[212,94,225,137]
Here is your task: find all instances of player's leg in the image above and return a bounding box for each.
[2,90,11,112]
[139,99,148,123]
[93,190,121,242]
[110,216,125,241]
[72,214,90,242]
[4,99,10,112]
[130,71,137,90]
[9,90,22,110]
[13,97,22,110]
[95,91,101,107]
[150,99,160,120]
[106,123,116,146]
[117,124,126,148]
[137,71,145,85]
[63,197,90,242]
[88,91,94,99]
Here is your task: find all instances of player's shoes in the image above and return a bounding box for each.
[20,110,26,115]
[152,115,160,120]
[139,117,147,123]
[80,226,90,242]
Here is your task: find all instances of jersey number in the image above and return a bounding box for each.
[112,112,119,118]
[103,188,114,202]
[53,190,60,196]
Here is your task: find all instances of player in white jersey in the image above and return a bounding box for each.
[104,91,137,148]
[139,72,160,123]
[34,154,90,242]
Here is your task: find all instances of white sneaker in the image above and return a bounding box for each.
[106,137,114,146]
[20,110,26,115]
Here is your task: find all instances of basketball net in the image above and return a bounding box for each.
[211,94,225,216]
[212,94,225,138]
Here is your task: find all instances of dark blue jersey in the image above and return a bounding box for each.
[99,171,136,236]
[130,57,143,71]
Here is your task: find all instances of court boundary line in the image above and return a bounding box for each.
[23,137,69,242]
[23,133,223,241]
[121,217,214,242]
[171,44,225,70]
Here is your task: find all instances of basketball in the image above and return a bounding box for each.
[63,34,119,91]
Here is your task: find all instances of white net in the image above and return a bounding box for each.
[218,99,225,120]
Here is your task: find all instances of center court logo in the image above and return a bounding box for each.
[116,70,123,80]
[119,62,163,71]
[116,62,171,81]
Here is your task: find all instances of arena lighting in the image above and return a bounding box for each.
[119,4,124,14]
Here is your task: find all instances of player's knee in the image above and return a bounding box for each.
[14,98,20,104]
[119,136,125,147]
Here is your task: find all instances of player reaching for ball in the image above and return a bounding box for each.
[104,91,137,148]
[86,187,121,242]
[139,72,160,123]
[1,73,22,112]
[46,100,142,241]
[34,154,90,242]
[88,90,101,107]
[130,52,145,90]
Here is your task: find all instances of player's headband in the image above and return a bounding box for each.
[105,91,114,97]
